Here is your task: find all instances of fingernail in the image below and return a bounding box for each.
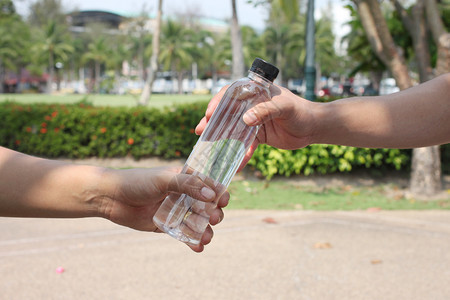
[243,110,258,125]
[201,187,216,200]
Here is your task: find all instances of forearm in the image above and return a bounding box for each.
[313,73,450,148]
[0,147,108,218]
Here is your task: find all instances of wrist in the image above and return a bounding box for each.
[305,101,329,145]
[86,167,118,220]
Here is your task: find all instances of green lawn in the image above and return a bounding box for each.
[227,179,450,210]
[0,93,211,108]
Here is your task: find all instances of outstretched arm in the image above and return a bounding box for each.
[0,146,229,252]
[312,73,450,148]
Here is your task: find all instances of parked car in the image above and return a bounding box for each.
[379,78,400,95]
[330,83,356,97]
[287,79,305,95]
[362,84,378,96]
[317,86,331,97]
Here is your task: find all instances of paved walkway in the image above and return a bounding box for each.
[1,210,450,299]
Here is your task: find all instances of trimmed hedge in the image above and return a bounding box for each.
[1,101,448,177]
[0,101,207,159]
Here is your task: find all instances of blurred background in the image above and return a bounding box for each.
[3,0,407,97]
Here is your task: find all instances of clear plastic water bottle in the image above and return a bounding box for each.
[153,58,279,245]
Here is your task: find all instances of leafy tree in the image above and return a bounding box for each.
[263,0,303,84]
[28,0,67,28]
[32,21,74,94]
[342,4,386,89]
[314,8,341,78]
[352,0,447,197]
[159,20,193,94]
[126,10,153,83]
[82,37,111,93]
[241,26,264,69]
[262,25,291,84]
[108,36,132,93]
[0,0,15,17]
[0,0,29,93]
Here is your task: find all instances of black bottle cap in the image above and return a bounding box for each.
[250,58,279,82]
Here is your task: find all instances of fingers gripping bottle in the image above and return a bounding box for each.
[153,58,279,245]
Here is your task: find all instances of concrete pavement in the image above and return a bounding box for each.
[1,210,450,300]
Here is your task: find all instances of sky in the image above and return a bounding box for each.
[14,0,350,49]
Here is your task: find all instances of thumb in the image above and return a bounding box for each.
[243,101,282,126]
[167,173,217,202]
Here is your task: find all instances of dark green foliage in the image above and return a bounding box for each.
[0,101,206,159]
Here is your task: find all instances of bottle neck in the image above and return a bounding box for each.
[248,71,272,88]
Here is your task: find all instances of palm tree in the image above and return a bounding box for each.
[33,21,74,94]
[159,20,193,94]
[0,15,19,93]
[199,32,232,86]
[262,25,290,85]
[314,12,340,79]
[241,26,264,68]
[265,0,303,84]
[108,40,132,94]
[82,37,111,93]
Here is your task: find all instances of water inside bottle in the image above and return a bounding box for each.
[153,139,246,245]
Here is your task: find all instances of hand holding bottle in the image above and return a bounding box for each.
[196,84,317,170]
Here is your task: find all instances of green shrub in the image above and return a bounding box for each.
[0,101,207,159]
[1,101,448,178]
[247,144,413,179]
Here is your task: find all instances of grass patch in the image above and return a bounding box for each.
[0,93,211,108]
[227,180,450,210]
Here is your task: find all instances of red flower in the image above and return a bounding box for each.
[54,128,60,133]
[127,138,134,145]
[45,115,51,121]
[40,128,47,134]
[51,111,58,117]
[189,128,195,134]
[15,140,20,145]
[100,127,107,133]
[175,150,181,157]
[26,127,32,133]
[41,122,47,128]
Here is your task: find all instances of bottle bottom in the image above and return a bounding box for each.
[153,216,202,246]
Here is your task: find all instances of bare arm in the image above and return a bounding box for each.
[0,146,105,218]
[0,147,229,252]
[313,73,450,148]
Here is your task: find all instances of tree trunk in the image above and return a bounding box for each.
[354,0,443,198]
[177,71,183,94]
[369,70,382,92]
[95,61,100,93]
[410,146,442,197]
[47,51,54,94]
[0,59,4,94]
[139,0,162,106]
[392,0,433,82]
[355,0,412,89]
[392,0,441,196]
[425,0,450,76]
[275,48,283,85]
[231,0,245,80]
